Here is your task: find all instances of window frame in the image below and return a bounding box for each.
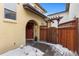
[4,8,16,20]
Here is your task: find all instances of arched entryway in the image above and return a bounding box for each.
[26,20,38,43]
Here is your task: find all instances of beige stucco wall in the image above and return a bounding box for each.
[0,3,46,54]
[47,21,51,28]
[69,3,79,19]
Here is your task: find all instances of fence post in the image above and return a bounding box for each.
[77,18,79,55]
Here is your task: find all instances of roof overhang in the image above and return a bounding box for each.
[66,3,70,11]
[35,3,47,13]
[23,3,47,18]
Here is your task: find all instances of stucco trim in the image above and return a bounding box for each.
[3,19,17,24]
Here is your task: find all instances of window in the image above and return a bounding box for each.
[4,8,16,20]
[4,3,16,20]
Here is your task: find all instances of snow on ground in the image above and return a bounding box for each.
[39,41,77,56]
[1,41,77,56]
[1,45,44,56]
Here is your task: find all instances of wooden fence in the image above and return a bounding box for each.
[40,20,78,52]
[58,20,78,52]
[58,27,77,51]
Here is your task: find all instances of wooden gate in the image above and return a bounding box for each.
[40,26,57,44]
[47,27,57,44]
[40,26,48,41]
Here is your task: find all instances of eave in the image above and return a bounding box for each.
[35,3,47,13]
[23,3,47,18]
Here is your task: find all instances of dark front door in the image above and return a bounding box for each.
[26,23,34,39]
